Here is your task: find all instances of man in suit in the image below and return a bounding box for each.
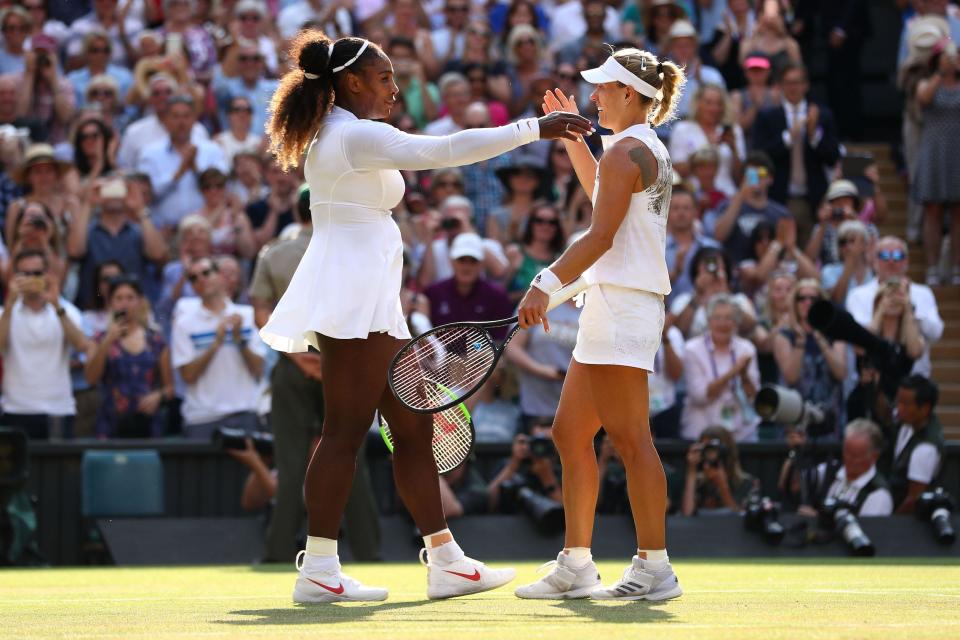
[820,0,872,141]
[751,62,841,245]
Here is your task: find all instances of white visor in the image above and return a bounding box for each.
[580,56,662,100]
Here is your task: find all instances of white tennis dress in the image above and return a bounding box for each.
[259,106,540,352]
[572,122,673,371]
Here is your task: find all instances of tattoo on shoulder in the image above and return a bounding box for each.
[628,144,659,189]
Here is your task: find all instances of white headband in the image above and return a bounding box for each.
[331,40,369,74]
[581,56,662,100]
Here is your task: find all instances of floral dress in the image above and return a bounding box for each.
[95,328,167,438]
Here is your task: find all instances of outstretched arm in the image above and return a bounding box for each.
[343,113,591,172]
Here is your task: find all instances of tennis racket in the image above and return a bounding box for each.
[388,276,589,414]
[378,384,474,474]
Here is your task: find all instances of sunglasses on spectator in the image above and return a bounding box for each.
[837,236,856,246]
[434,180,462,188]
[795,295,817,303]
[532,216,559,226]
[23,2,44,10]
[17,270,45,277]
[2,24,29,34]
[446,5,469,12]
[467,28,490,37]
[201,181,226,191]
[877,249,906,262]
[88,88,115,98]
[239,14,261,21]
[88,46,110,54]
[151,88,174,97]
[229,105,253,113]
[188,268,214,283]
[515,38,536,46]
[79,129,103,140]
[238,54,261,63]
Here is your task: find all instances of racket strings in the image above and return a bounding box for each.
[430,407,472,473]
[391,325,498,410]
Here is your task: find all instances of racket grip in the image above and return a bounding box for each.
[546,276,589,312]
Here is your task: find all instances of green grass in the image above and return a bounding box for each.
[1,559,959,639]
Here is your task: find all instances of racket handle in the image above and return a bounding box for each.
[546,276,589,312]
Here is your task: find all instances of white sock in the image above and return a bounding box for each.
[423,529,465,565]
[562,547,592,569]
[637,549,669,567]
[306,535,337,556]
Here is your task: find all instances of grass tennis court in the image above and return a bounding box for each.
[2,558,959,639]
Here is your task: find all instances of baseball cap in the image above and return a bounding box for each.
[449,233,484,261]
[667,19,698,41]
[744,55,771,70]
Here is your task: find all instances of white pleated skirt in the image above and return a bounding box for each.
[259,205,410,353]
[572,283,664,371]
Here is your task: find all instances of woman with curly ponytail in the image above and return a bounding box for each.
[514,48,687,602]
[259,28,592,604]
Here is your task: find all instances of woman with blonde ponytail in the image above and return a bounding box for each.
[515,47,687,602]
[258,29,592,604]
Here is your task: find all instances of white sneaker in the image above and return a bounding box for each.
[421,548,516,599]
[515,552,602,599]
[591,556,682,602]
[292,551,388,603]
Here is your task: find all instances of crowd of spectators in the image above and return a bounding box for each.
[0,0,954,551]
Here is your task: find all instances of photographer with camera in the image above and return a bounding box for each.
[84,275,173,438]
[682,426,757,516]
[804,179,876,268]
[772,278,847,438]
[0,249,88,439]
[487,423,564,532]
[14,33,75,145]
[789,419,893,518]
[670,247,757,339]
[889,375,944,515]
[681,294,761,442]
[847,237,942,378]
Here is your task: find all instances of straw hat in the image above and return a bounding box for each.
[13,143,71,185]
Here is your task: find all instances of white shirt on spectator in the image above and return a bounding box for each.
[669,121,746,196]
[893,424,942,484]
[816,463,893,516]
[171,298,266,425]
[0,299,82,416]
[137,137,228,229]
[278,2,353,40]
[846,278,943,377]
[424,116,462,137]
[213,130,263,168]
[681,333,760,442]
[548,3,620,51]
[65,13,144,66]
[669,291,756,339]
[649,325,685,416]
[117,113,210,170]
[431,27,466,62]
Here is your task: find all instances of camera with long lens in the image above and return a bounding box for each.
[743,493,785,545]
[213,427,274,456]
[499,479,564,535]
[698,438,728,471]
[755,385,832,437]
[808,300,914,398]
[820,497,875,556]
[704,256,719,275]
[529,434,555,459]
[914,487,956,545]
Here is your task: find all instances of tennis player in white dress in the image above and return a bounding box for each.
[514,48,688,601]
[259,30,592,603]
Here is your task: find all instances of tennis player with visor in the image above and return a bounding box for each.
[259,30,592,603]
[513,48,688,601]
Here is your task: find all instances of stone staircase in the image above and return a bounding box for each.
[855,144,960,441]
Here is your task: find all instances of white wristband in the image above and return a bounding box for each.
[531,268,562,295]
[516,117,540,144]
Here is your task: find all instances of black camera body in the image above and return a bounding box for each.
[743,493,785,544]
[213,427,273,456]
[499,477,564,535]
[704,256,719,274]
[831,207,845,221]
[820,497,875,556]
[699,438,728,471]
[529,435,555,459]
[915,487,956,545]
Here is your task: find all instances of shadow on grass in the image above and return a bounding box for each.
[551,600,678,624]
[219,601,431,626]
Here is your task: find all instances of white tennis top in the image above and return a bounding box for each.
[585,123,672,295]
[260,106,539,352]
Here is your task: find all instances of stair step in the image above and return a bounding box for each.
[934,360,960,376]
[932,340,960,359]
[938,384,960,405]
[938,407,960,441]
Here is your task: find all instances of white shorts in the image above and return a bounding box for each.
[572,284,664,371]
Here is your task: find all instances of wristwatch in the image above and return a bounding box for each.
[55,306,66,317]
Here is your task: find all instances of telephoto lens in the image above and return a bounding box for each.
[743,494,785,545]
[824,499,875,557]
[915,487,956,545]
[213,427,274,456]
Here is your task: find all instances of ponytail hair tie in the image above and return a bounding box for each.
[657,62,664,76]
[302,70,319,80]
